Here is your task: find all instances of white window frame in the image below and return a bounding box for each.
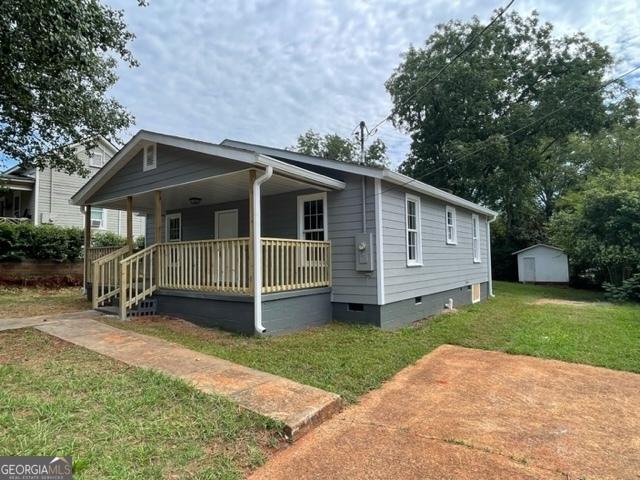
[89,150,105,168]
[143,144,157,172]
[165,213,182,242]
[472,214,481,263]
[445,205,457,245]
[405,193,423,267]
[90,207,107,230]
[297,192,328,241]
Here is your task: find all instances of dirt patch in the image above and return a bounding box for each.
[250,345,640,479]
[530,298,610,307]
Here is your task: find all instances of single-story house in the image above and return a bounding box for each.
[73,130,497,335]
[513,244,569,284]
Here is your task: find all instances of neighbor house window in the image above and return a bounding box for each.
[143,144,157,171]
[89,150,105,168]
[445,206,457,245]
[165,213,181,242]
[91,207,107,229]
[297,193,327,241]
[472,214,481,263]
[405,193,422,266]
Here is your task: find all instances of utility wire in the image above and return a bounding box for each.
[363,0,517,138]
[372,63,640,198]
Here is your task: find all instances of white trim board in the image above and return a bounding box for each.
[374,178,385,305]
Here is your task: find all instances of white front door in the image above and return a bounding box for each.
[523,257,536,283]
[215,209,238,239]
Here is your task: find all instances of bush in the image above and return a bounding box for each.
[0,223,83,262]
[604,274,640,302]
[92,230,126,248]
[135,235,145,250]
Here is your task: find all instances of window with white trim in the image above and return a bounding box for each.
[445,206,457,245]
[472,214,481,262]
[405,193,422,266]
[90,207,107,229]
[143,144,157,171]
[89,150,105,168]
[297,193,327,241]
[166,213,181,242]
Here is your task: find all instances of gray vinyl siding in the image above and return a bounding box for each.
[382,181,489,304]
[35,142,145,236]
[91,144,246,204]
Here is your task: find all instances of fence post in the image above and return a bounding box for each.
[119,261,127,321]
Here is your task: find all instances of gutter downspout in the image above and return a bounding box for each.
[253,166,273,334]
[487,215,497,297]
[33,169,40,225]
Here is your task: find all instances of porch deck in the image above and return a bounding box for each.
[88,237,331,323]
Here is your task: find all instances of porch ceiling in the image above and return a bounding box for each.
[93,169,324,213]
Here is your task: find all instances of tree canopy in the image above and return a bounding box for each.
[385,11,638,278]
[0,0,143,176]
[290,129,387,167]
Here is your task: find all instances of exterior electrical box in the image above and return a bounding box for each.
[354,232,374,272]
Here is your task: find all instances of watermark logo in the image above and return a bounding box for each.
[0,456,72,480]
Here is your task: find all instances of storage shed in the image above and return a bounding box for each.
[513,244,569,284]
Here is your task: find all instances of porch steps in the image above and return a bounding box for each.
[36,318,343,441]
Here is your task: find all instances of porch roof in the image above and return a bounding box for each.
[0,173,35,191]
[70,130,345,207]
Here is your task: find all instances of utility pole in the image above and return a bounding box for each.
[358,120,366,165]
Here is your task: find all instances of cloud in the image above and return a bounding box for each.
[6,0,638,170]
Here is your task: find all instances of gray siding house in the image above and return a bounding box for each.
[0,137,145,236]
[74,130,496,335]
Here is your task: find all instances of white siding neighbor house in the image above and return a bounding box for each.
[514,244,569,283]
[0,137,145,237]
[74,130,498,334]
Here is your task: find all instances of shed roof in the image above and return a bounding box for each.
[512,244,566,255]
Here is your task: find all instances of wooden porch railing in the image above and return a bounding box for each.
[92,246,129,308]
[0,217,30,225]
[261,238,331,293]
[95,237,331,319]
[158,238,250,293]
[120,245,158,319]
[86,246,125,283]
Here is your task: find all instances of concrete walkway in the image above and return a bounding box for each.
[30,317,340,440]
[250,345,640,479]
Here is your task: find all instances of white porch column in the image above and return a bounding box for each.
[252,166,273,334]
[83,205,91,293]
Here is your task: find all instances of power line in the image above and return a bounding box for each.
[362,0,517,139]
[372,63,640,198]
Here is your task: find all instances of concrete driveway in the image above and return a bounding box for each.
[250,345,640,479]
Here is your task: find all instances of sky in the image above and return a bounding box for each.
[7,0,640,170]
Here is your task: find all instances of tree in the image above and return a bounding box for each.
[386,11,637,261]
[549,172,640,286]
[290,129,387,167]
[0,0,144,176]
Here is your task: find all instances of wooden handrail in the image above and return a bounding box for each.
[119,244,158,320]
[92,246,130,309]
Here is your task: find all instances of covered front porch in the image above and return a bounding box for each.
[78,134,344,333]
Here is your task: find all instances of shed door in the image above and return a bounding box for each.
[523,257,536,282]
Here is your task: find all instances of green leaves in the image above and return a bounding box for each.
[290,129,388,167]
[0,0,143,175]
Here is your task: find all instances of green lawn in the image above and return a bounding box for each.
[0,329,280,479]
[0,286,90,318]
[105,282,640,403]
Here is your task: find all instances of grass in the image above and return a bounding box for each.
[0,286,90,318]
[0,329,280,479]
[104,282,640,403]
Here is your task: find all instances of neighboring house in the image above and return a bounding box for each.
[74,130,497,335]
[0,137,145,236]
[513,244,569,284]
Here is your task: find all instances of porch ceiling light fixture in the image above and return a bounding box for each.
[189,197,202,205]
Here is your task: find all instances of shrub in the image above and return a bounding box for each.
[91,230,126,248]
[135,235,145,250]
[0,223,83,262]
[604,274,640,302]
